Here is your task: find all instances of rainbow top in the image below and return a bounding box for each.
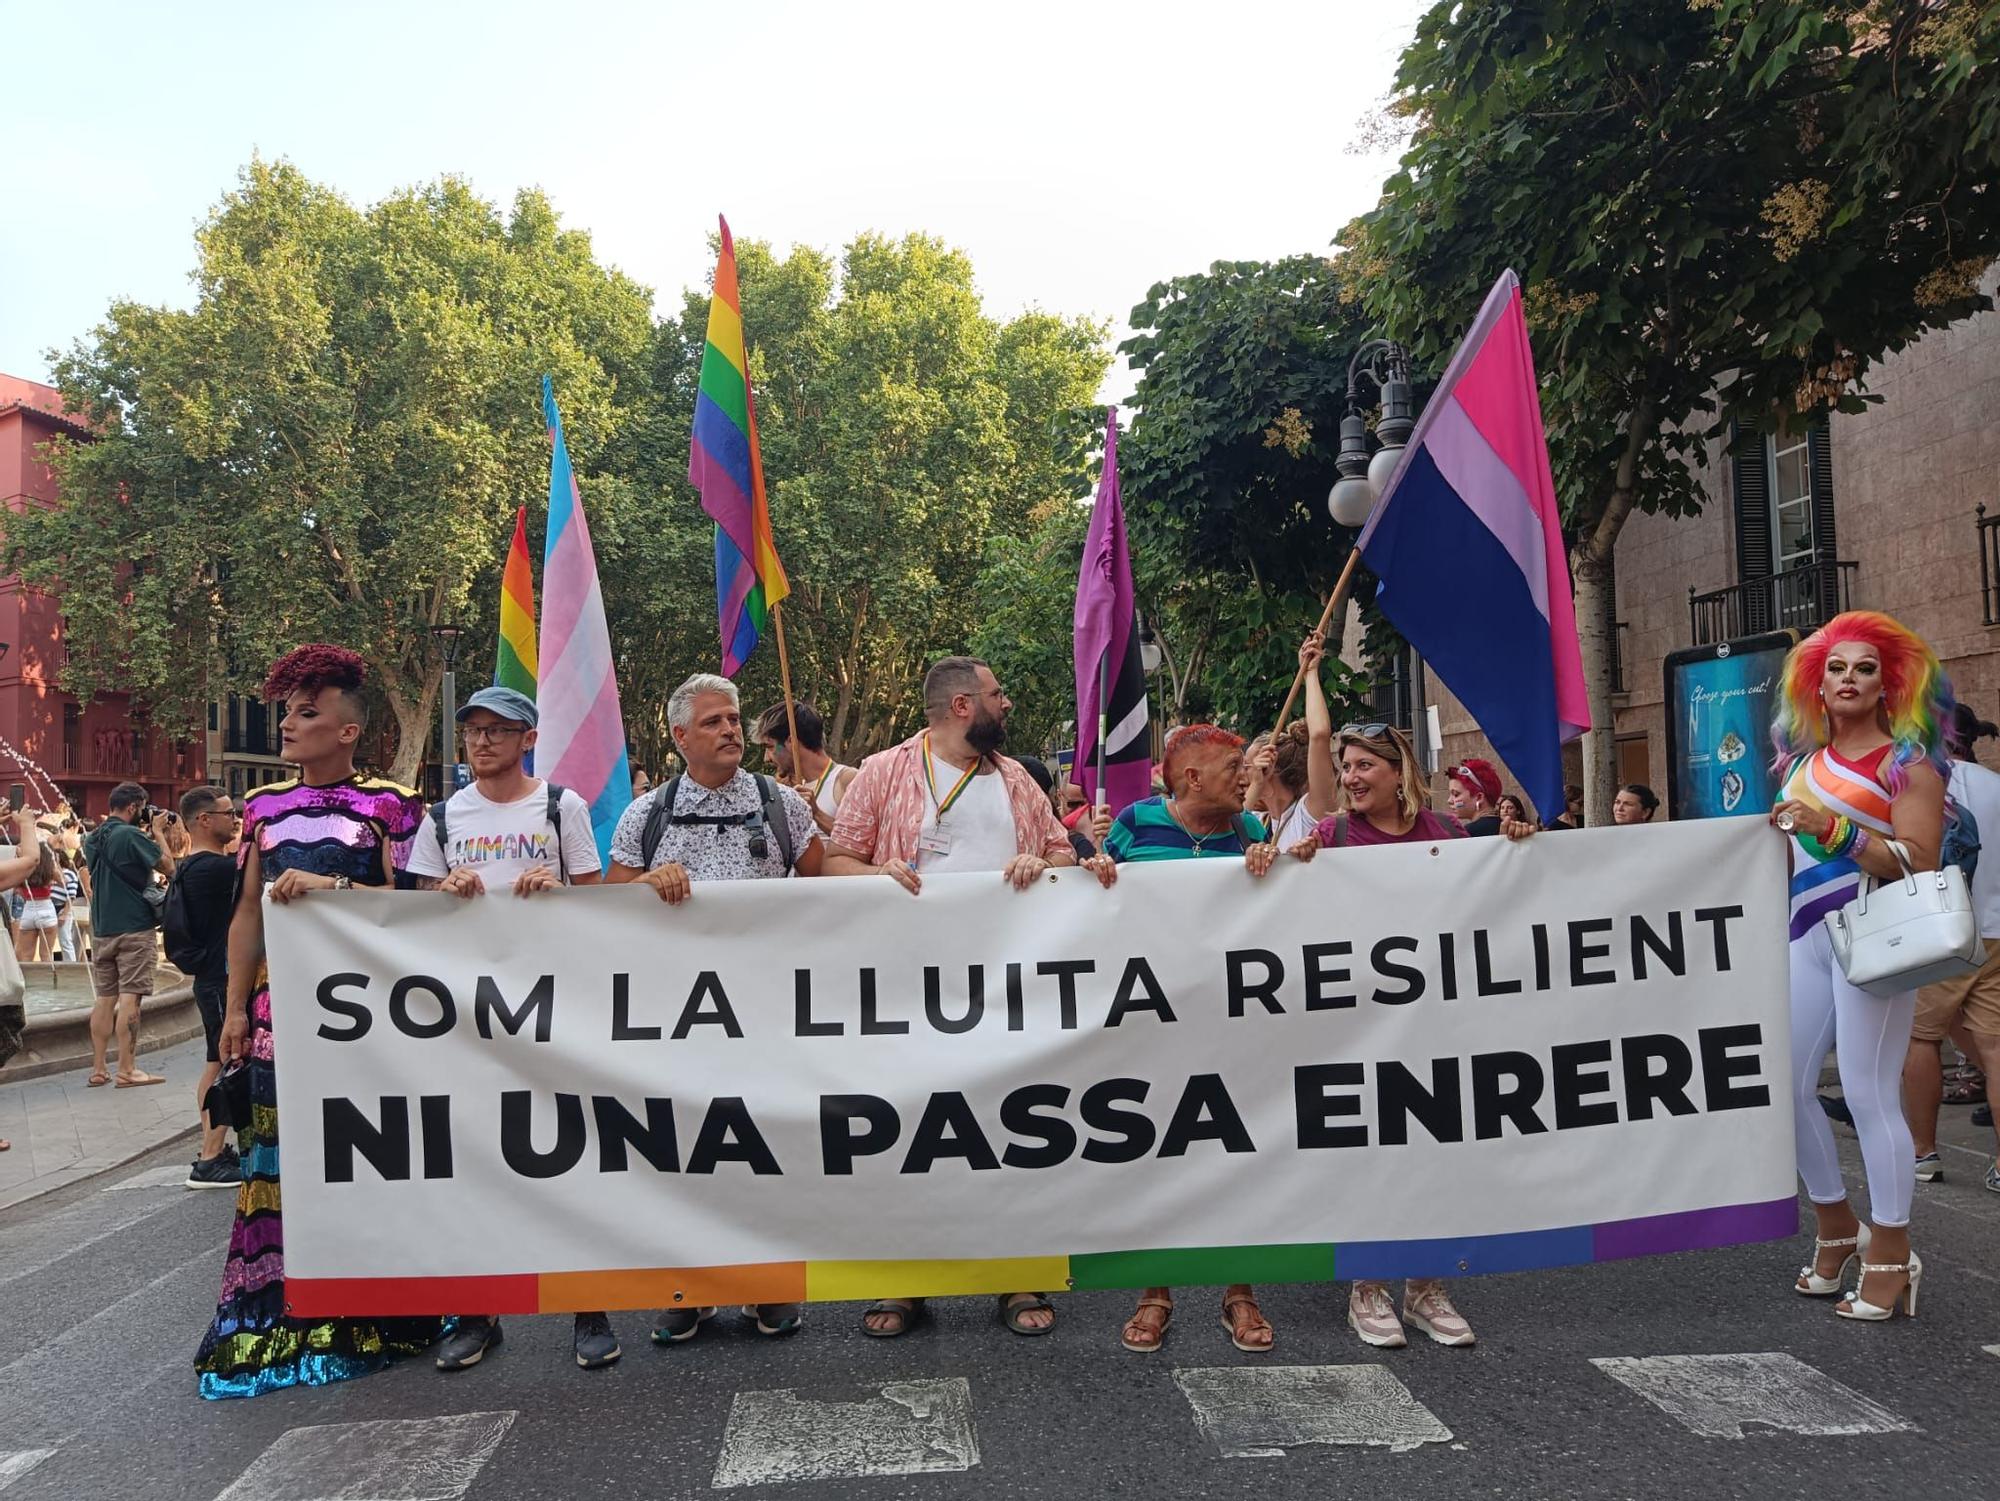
[1778,744,1895,939]
[689,215,790,676]
[495,505,537,697]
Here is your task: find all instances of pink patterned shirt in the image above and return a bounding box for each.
[830,732,1072,870]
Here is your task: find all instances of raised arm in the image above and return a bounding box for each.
[1300,631,1338,821]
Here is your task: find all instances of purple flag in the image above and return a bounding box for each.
[1074,408,1152,815]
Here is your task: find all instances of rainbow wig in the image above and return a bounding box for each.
[1769,611,1954,793]
[263,643,366,703]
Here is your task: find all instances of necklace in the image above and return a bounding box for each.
[1165,797,1230,855]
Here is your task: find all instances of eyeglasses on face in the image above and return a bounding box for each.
[461,724,529,744]
[202,807,241,821]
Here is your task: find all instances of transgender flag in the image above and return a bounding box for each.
[1357,269,1589,820]
[537,375,631,865]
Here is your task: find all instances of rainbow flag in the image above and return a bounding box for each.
[495,505,537,696]
[689,215,790,675]
[536,376,631,865]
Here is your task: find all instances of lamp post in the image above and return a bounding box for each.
[432,623,464,796]
[1326,339,1415,529]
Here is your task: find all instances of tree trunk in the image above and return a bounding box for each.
[1573,398,1655,828]
[382,668,440,789]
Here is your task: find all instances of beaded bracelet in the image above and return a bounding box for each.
[1825,815,1858,857]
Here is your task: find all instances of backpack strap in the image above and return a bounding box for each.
[1333,812,1350,848]
[639,777,681,869]
[754,774,796,874]
[427,799,449,864]
[543,782,566,883]
[1229,812,1257,850]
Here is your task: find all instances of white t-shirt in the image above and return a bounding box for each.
[1950,760,2000,938]
[405,780,602,891]
[1265,799,1321,851]
[917,766,1018,874]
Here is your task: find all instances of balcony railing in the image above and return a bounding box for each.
[1978,505,2000,625]
[1688,559,1857,646]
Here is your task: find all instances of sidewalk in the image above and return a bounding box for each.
[0,1034,207,1211]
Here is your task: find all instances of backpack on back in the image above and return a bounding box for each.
[428,783,569,883]
[638,774,795,873]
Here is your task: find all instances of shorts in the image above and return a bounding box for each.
[194,975,226,1064]
[91,929,158,999]
[1913,936,2000,1040]
[17,899,57,931]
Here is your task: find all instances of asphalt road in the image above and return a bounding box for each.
[1,1110,1995,1501]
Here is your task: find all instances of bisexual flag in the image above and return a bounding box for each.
[1357,270,1590,818]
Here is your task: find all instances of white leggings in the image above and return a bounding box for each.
[1789,921,1917,1227]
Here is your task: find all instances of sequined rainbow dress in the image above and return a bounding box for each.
[194,775,439,1399]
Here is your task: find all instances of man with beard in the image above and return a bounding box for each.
[825,655,1116,1338]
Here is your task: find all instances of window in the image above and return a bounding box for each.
[1769,426,1815,576]
[1730,415,1837,634]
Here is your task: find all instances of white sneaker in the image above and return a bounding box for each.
[1347,1282,1406,1348]
[1914,1152,1944,1182]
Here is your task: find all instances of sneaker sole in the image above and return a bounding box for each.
[575,1347,622,1369]
[1915,1168,1945,1183]
[650,1308,718,1345]
[184,1177,240,1189]
[1403,1310,1476,1347]
[1347,1311,1406,1348]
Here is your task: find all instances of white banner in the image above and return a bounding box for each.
[267,818,1796,1314]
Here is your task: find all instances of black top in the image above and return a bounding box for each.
[174,850,236,981]
[1464,814,1503,838]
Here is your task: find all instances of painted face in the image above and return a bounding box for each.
[460,708,533,778]
[1341,741,1402,818]
[1445,779,1476,817]
[1612,790,1653,824]
[757,735,794,778]
[279,687,358,767]
[673,692,744,777]
[1822,639,1884,719]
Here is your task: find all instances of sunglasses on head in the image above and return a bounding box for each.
[1339,722,1393,741]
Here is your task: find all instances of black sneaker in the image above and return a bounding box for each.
[574,1311,621,1369]
[1975,1102,1994,1127]
[435,1317,503,1371]
[185,1152,241,1190]
[650,1306,717,1344]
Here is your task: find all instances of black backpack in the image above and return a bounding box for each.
[428,783,569,883]
[639,774,794,873]
[162,860,213,974]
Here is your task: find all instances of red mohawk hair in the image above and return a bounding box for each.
[263,643,366,703]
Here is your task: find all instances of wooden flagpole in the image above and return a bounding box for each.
[1271,548,1363,740]
[769,599,803,787]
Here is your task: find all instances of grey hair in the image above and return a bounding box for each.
[668,672,740,731]
[923,656,988,721]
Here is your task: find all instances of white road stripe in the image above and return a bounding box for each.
[1592,1353,1916,1439]
[211,1412,517,1501]
[1173,1365,1452,1458]
[0,1190,193,1290]
[0,1451,55,1493]
[1983,1344,2000,1359]
[102,1165,201,1191]
[712,1378,978,1488]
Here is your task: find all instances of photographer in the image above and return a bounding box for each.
[81,782,176,1088]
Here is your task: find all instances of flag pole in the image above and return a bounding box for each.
[1271,548,1363,740]
[1093,647,1110,814]
[770,598,803,787]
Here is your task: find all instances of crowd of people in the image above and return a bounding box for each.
[3,606,1990,1400]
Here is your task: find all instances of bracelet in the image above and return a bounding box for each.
[1821,814,1854,857]
[1848,828,1870,861]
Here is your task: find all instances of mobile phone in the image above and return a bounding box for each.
[6,785,23,813]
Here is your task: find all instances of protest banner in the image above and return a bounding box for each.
[268,817,1794,1316]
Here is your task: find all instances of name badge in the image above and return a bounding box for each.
[918,826,954,856]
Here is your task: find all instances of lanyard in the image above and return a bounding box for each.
[922,735,982,821]
[811,761,837,803]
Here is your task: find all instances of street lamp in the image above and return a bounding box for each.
[1326,339,1415,529]
[1138,618,1163,675]
[432,622,464,795]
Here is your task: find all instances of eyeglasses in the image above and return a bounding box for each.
[461,724,529,744]
[1338,722,1392,740]
[202,807,241,822]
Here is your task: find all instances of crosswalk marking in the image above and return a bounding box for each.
[712,1377,979,1488]
[211,1412,516,1501]
[1591,1353,1915,1439]
[0,1451,55,1493]
[102,1166,198,1192]
[1173,1365,1453,1458]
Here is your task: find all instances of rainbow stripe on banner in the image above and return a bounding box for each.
[689,215,790,676]
[495,505,537,697]
[287,1198,1794,1315]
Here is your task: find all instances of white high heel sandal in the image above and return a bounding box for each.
[1836,1251,1922,1320]
[1796,1223,1871,1296]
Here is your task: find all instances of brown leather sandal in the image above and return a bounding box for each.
[1121,1295,1173,1352]
[1221,1291,1274,1352]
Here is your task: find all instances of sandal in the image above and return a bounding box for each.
[1942,1066,1987,1105]
[86,1072,110,1087]
[861,1298,924,1338]
[1121,1295,1173,1353]
[115,1071,165,1088]
[996,1292,1055,1336]
[1220,1291,1273,1352]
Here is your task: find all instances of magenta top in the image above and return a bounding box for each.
[1312,807,1467,847]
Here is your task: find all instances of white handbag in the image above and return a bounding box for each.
[1825,839,1984,996]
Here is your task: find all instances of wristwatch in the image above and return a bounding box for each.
[332,875,353,891]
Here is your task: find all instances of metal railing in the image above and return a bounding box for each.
[1979,505,2000,625]
[1688,559,1857,645]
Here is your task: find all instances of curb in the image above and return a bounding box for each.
[0,1118,202,1213]
[3,986,201,1083]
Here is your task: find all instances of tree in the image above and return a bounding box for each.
[1342,0,2000,819]
[11,159,655,784]
[1118,256,1381,730]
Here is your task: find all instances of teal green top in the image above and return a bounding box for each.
[84,818,163,937]
[1104,796,1266,863]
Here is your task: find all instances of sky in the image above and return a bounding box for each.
[1,0,1430,404]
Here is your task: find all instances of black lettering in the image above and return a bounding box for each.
[1439,932,1458,1001]
[1377,1059,1463,1145]
[611,972,661,1040]
[687,1097,781,1175]
[1036,959,1095,1029]
[1532,924,1551,991]
[1620,1034,1698,1119]
[475,974,553,1042]
[859,968,908,1035]
[671,972,743,1040]
[901,1092,1000,1173]
[1699,1023,1771,1111]
[924,966,985,1035]
[419,1094,453,1179]
[1158,1074,1255,1156]
[1567,919,1617,987]
[1106,958,1176,1026]
[1473,930,1521,995]
[1471,1051,1548,1140]
[793,971,841,1037]
[1302,941,1353,1010]
[1694,905,1745,971]
[1295,1062,1367,1148]
[499,1090,586,1178]
[592,1096,680,1173]
[1079,1078,1155,1163]
[1550,1040,1619,1128]
[315,973,373,1042]
[323,1095,409,1182]
[999,1084,1076,1169]
[1371,936,1425,1004]
[1005,962,1025,1032]
[820,1094,900,1175]
[389,975,455,1039]
[1631,912,1686,980]
[1227,948,1285,1016]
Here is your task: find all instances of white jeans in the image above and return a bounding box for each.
[1789,920,1917,1227]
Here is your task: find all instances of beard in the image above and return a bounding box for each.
[966,706,1008,756]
